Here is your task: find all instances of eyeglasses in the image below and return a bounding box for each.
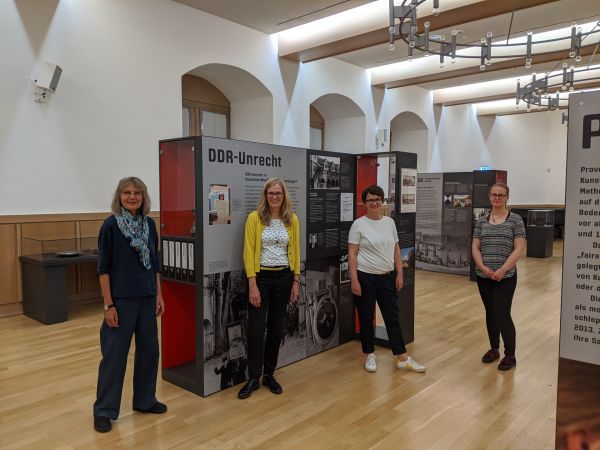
[122,190,142,197]
[365,198,383,204]
[489,193,507,199]
[267,192,283,198]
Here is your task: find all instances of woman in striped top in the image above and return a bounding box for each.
[472,183,526,371]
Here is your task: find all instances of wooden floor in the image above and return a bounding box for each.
[0,243,563,450]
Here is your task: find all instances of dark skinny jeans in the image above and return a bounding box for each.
[247,268,293,380]
[476,273,518,356]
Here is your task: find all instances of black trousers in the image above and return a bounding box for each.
[93,296,159,419]
[247,269,293,379]
[354,270,407,355]
[476,274,518,356]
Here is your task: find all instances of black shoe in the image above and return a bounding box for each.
[262,374,283,394]
[133,401,167,414]
[94,415,111,433]
[238,379,260,399]
[482,349,500,363]
[498,355,517,371]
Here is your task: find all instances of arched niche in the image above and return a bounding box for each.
[311,94,366,153]
[184,64,273,143]
[182,74,230,137]
[390,111,428,171]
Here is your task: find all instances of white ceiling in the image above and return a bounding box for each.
[175,0,600,111]
[173,0,375,34]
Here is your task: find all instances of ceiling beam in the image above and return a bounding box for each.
[281,0,560,63]
[379,45,598,89]
[437,80,600,106]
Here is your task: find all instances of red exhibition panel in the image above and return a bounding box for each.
[159,140,195,237]
[355,155,378,219]
[161,280,196,368]
[354,154,380,333]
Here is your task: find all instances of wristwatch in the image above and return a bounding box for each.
[103,304,116,311]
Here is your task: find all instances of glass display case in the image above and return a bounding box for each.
[20,236,99,325]
[21,237,97,258]
[159,136,202,396]
[527,209,555,227]
[526,209,554,258]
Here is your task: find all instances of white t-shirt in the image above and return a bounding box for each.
[348,216,398,274]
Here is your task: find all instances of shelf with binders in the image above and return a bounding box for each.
[161,236,196,284]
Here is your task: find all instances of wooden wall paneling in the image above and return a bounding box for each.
[0,212,162,316]
[0,225,19,305]
[78,218,103,295]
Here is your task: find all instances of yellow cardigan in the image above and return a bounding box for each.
[243,210,301,278]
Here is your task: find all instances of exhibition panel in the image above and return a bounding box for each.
[306,150,358,355]
[158,137,418,396]
[355,151,417,346]
[556,91,600,449]
[415,170,507,279]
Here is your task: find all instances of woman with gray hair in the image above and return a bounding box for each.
[93,177,166,433]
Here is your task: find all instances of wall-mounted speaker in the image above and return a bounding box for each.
[35,63,62,93]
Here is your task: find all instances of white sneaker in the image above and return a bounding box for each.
[364,353,377,372]
[396,356,426,373]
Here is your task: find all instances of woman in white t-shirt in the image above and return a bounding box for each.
[348,185,425,373]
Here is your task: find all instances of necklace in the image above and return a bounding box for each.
[491,210,507,224]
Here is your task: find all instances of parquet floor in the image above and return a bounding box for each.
[0,243,563,449]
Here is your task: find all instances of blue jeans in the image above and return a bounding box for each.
[354,270,407,355]
[93,296,159,419]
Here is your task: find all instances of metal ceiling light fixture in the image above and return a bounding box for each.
[515,65,600,110]
[388,0,600,70]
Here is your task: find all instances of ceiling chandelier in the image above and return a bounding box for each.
[516,64,600,110]
[388,0,600,70]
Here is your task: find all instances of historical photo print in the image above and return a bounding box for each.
[203,271,248,395]
[310,155,340,189]
[208,184,231,225]
[305,260,339,357]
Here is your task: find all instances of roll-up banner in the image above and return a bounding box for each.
[556,91,600,449]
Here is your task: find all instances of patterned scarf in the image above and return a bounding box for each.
[115,208,151,270]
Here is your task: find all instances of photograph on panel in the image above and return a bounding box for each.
[339,254,350,284]
[473,207,490,221]
[452,194,472,208]
[203,270,248,395]
[208,184,231,225]
[402,173,416,186]
[309,155,340,189]
[305,258,340,357]
[401,247,415,286]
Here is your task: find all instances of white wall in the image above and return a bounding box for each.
[432,105,567,204]
[0,0,568,214]
[378,86,436,170]
[230,96,273,144]
[324,117,366,154]
[0,0,376,215]
[390,112,429,171]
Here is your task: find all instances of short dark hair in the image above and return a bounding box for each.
[362,185,385,203]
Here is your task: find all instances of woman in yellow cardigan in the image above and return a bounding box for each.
[238,178,301,399]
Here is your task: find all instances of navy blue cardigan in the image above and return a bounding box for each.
[97,215,161,298]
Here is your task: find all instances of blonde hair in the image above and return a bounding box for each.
[111,177,151,216]
[490,182,510,209]
[257,178,293,227]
